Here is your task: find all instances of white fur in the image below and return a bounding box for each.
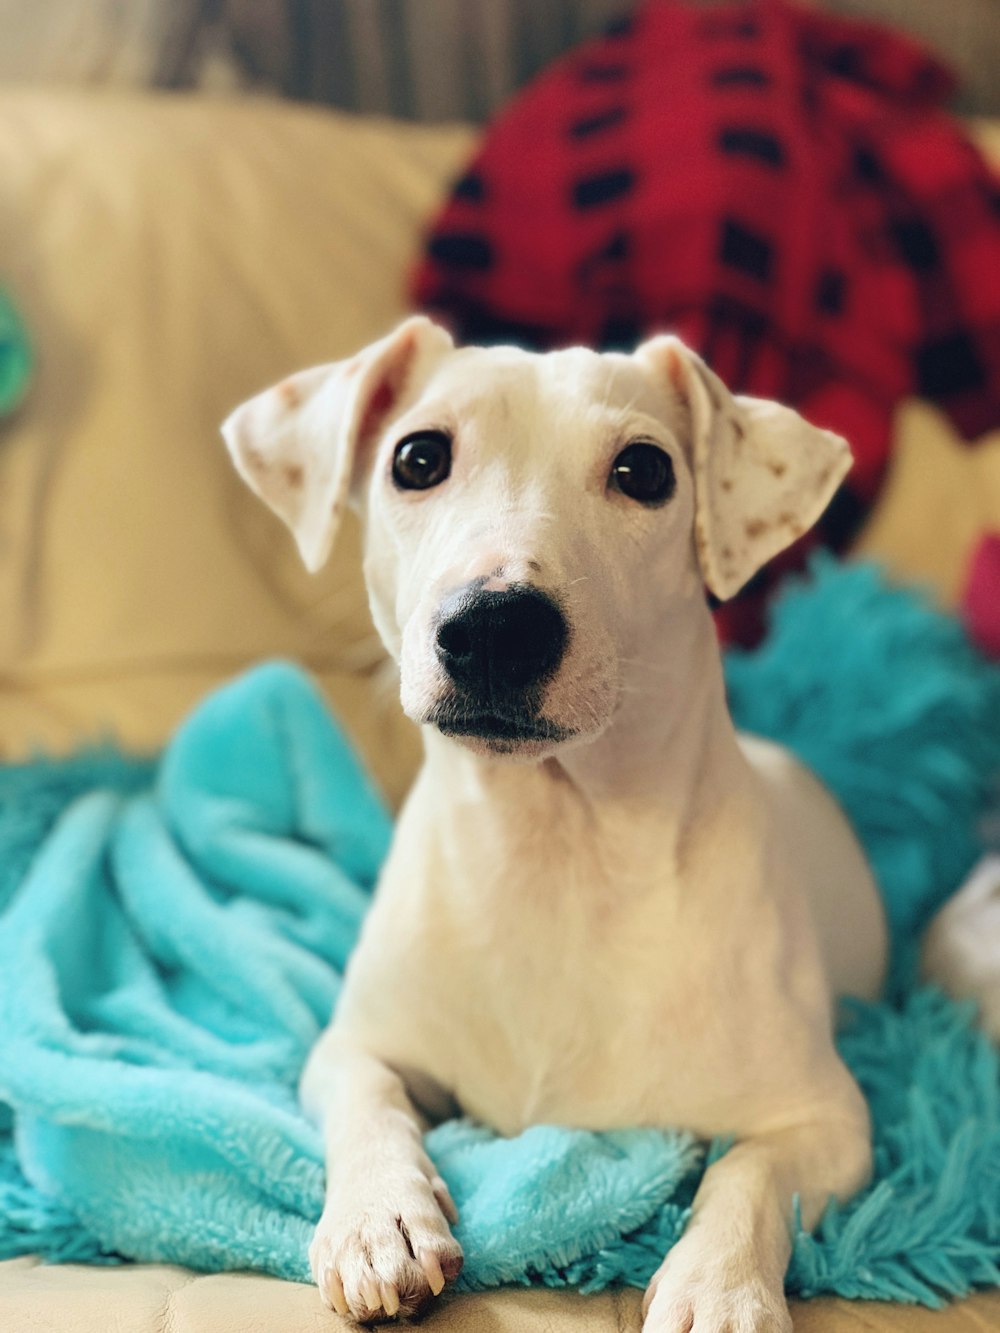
[922,856,1000,1039]
[224,318,890,1330]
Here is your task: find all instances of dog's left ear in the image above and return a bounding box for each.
[221,315,453,573]
[636,336,851,601]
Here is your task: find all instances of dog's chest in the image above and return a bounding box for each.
[354,778,813,1140]
[441,864,686,1131]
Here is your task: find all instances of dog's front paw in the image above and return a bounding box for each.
[310,1170,463,1322]
[642,1252,792,1333]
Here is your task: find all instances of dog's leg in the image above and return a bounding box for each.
[300,1032,463,1322]
[642,1110,871,1333]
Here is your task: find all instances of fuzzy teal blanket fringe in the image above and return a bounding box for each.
[1,557,999,1307]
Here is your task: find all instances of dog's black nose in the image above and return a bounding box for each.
[435,585,568,695]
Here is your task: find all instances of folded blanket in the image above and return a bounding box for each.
[1,559,999,1306]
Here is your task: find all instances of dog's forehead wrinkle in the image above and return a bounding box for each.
[411,348,684,479]
[428,347,538,399]
[434,344,643,416]
[536,351,643,417]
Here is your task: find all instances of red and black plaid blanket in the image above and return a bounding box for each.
[412,0,1000,644]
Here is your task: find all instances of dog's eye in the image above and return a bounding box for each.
[609,442,676,506]
[392,431,452,491]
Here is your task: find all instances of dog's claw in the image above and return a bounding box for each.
[325,1268,348,1317]
[432,1175,459,1224]
[380,1281,400,1316]
[360,1276,381,1313]
[419,1247,446,1296]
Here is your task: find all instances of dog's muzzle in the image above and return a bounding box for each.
[430,583,571,744]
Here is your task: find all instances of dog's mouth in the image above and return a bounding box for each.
[427,704,574,748]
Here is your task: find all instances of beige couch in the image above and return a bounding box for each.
[1,88,999,1331]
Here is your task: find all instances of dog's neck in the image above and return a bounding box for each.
[554,601,740,806]
[423,601,749,832]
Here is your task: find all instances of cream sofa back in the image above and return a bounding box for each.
[0,90,472,802]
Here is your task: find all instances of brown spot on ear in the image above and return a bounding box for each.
[744,518,768,539]
[778,511,804,537]
[283,463,303,489]
[244,446,270,477]
[768,459,787,477]
[721,546,733,560]
[278,379,301,409]
[694,512,712,569]
[720,478,733,492]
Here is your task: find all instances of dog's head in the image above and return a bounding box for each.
[223,316,849,759]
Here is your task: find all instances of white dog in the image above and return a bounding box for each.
[223,315,897,1332]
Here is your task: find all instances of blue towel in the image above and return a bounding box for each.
[2,558,1000,1306]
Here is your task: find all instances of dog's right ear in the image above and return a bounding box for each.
[221,315,453,573]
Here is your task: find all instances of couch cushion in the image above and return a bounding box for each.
[4,1257,1000,1332]
[0,89,473,802]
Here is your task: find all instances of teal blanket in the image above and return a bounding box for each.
[2,559,1000,1306]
